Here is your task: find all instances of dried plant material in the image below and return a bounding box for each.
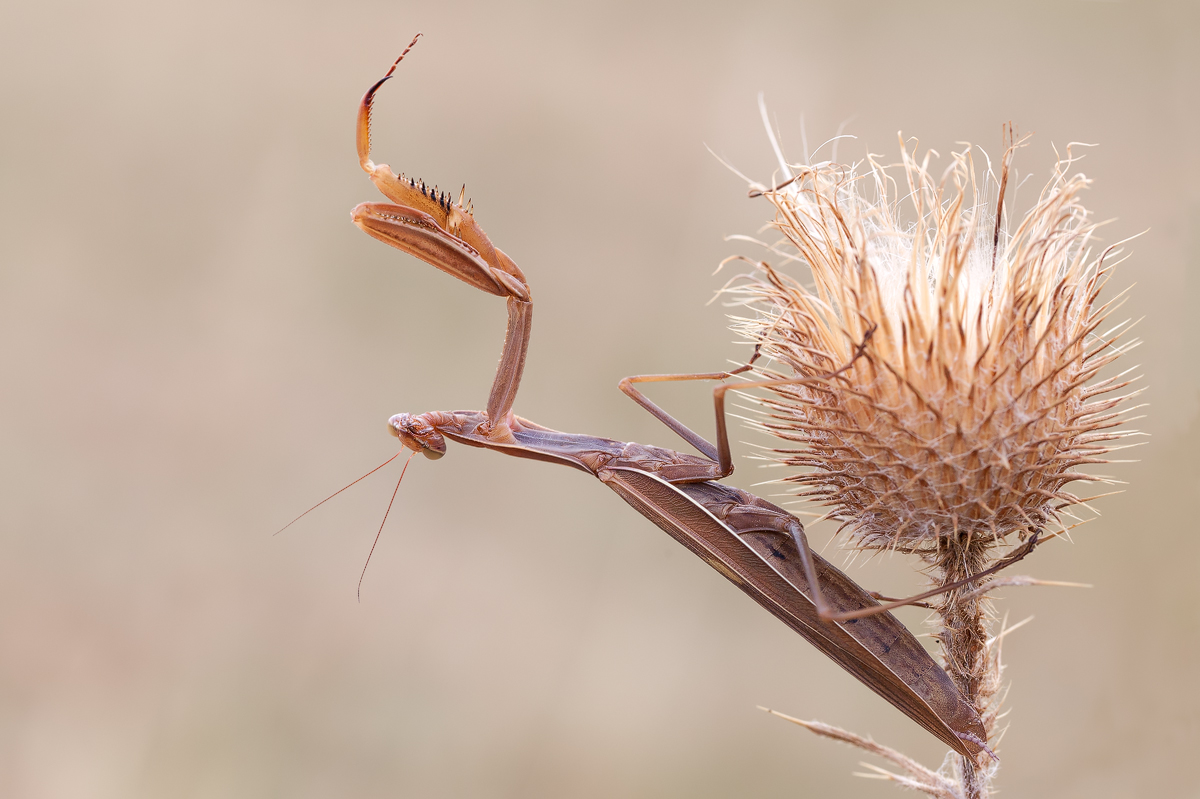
[729,133,1137,557]
[728,128,1139,799]
[961,575,1092,604]
[759,706,964,799]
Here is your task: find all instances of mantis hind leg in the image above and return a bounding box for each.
[796,532,1043,622]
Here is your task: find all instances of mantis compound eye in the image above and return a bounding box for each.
[387,413,446,459]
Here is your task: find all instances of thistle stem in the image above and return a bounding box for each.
[934,541,996,799]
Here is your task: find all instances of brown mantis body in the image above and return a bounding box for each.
[386,406,988,757]
[345,37,1036,760]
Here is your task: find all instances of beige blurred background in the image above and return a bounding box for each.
[1,0,1196,796]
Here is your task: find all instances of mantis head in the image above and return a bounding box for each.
[388,413,446,459]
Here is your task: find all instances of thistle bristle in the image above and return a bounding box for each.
[727,134,1136,557]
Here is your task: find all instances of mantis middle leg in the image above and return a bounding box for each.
[617,341,1041,622]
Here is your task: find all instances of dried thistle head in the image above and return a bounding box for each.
[729,134,1138,559]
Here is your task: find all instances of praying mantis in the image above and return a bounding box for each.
[347,36,1041,760]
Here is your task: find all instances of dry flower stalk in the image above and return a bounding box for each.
[726,129,1138,798]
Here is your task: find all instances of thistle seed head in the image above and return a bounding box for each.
[729,134,1137,556]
